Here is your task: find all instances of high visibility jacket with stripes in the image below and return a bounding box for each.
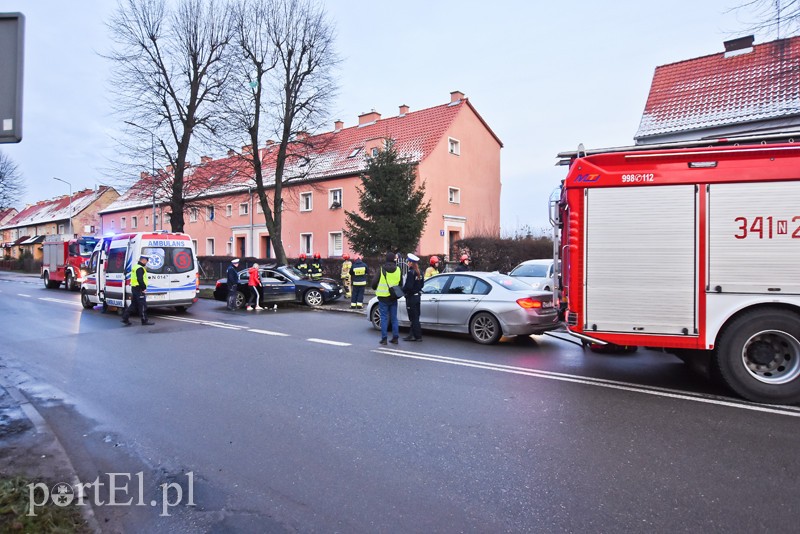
[376,267,401,298]
[350,261,368,286]
[131,263,148,289]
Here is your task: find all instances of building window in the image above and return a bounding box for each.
[192,240,198,253]
[371,147,379,157]
[300,192,312,212]
[207,206,215,221]
[110,220,115,230]
[189,207,198,223]
[329,188,342,209]
[226,204,232,217]
[131,216,138,229]
[300,233,312,254]
[145,215,149,227]
[448,187,461,204]
[348,147,362,158]
[206,238,215,255]
[256,202,263,214]
[329,232,343,257]
[58,223,66,234]
[154,215,159,228]
[448,137,460,155]
[239,202,249,216]
[165,213,171,224]
[226,241,232,255]
[120,217,127,229]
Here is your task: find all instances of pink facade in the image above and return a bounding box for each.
[100,92,502,259]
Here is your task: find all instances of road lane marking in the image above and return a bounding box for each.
[160,315,246,330]
[38,297,82,306]
[250,329,290,337]
[307,338,351,347]
[373,348,800,418]
[18,294,31,297]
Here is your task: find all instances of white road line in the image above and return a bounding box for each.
[249,329,290,336]
[38,297,82,306]
[18,294,31,297]
[373,348,800,418]
[307,338,351,347]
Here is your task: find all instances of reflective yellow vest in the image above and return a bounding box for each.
[376,268,401,297]
[131,263,148,288]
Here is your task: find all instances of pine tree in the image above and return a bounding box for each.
[345,141,431,255]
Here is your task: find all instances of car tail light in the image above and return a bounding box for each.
[516,297,543,309]
[196,273,200,289]
[215,281,222,289]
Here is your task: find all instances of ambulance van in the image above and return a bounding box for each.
[81,231,199,312]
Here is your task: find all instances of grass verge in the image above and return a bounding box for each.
[0,475,88,533]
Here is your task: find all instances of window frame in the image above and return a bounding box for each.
[329,231,343,257]
[448,137,461,156]
[226,204,232,217]
[300,233,313,254]
[329,188,343,209]
[239,202,249,216]
[448,187,461,204]
[300,192,313,212]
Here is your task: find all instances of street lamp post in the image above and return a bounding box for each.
[52,177,73,237]
[124,121,157,231]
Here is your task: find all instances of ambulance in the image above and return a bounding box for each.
[81,231,199,312]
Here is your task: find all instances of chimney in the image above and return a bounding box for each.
[450,90,465,103]
[724,35,755,57]
[296,131,308,141]
[140,171,149,180]
[399,105,409,116]
[334,120,344,131]
[265,139,276,147]
[358,109,381,125]
[242,144,253,154]
[166,165,173,173]
[201,155,212,164]
[227,149,236,157]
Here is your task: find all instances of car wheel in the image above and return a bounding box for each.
[235,291,246,309]
[370,305,382,330]
[469,312,502,344]
[44,272,60,289]
[304,288,323,307]
[715,308,800,404]
[80,290,94,309]
[66,272,76,291]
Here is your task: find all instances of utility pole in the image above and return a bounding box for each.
[52,177,72,237]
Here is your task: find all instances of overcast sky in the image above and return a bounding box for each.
[0,0,769,233]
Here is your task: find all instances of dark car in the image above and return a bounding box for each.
[214,264,343,308]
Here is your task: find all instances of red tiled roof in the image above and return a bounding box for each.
[636,36,800,140]
[105,97,501,211]
[2,187,112,229]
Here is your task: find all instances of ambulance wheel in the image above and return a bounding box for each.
[716,308,800,404]
[44,272,60,289]
[234,291,246,309]
[80,290,94,309]
[304,289,323,307]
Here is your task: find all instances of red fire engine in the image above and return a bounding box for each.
[552,132,800,404]
[41,235,98,291]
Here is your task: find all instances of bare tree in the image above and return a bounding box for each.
[224,0,338,264]
[730,0,800,38]
[107,0,233,232]
[0,151,25,208]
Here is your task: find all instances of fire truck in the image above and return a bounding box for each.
[41,235,98,291]
[552,132,800,404]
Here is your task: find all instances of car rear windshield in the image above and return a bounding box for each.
[487,273,538,291]
[510,263,549,277]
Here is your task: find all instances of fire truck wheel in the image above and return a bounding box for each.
[470,312,502,344]
[44,272,60,289]
[716,309,800,404]
[80,290,94,309]
[65,272,77,291]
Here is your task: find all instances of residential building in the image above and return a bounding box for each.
[1,186,119,260]
[100,91,502,259]
[635,35,800,144]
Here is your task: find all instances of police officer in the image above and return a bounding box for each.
[349,254,368,309]
[121,254,155,326]
[296,253,310,278]
[310,253,323,281]
[340,254,352,299]
[226,258,240,310]
[402,253,424,341]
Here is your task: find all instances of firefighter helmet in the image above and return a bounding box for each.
[460,254,470,262]
[342,253,350,260]
[299,253,306,260]
[430,256,440,266]
[313,252,321,259]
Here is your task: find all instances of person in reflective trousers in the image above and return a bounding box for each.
[296,253,310,279]
[402,253,424,341]
[349,255,368,309]
[310,253,323,281]
[121,254,155,326]
[340,254,352,299]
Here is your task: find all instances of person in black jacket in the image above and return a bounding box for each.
[226,258,240,310]
[402,253,424,341]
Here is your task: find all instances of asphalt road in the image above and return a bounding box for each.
[1,275,800,532]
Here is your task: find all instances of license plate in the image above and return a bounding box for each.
[147,292,167,301]
[541,301,553,308]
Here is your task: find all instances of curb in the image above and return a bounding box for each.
[0,374,102,533]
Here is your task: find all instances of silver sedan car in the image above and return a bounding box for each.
[367,272,560,344]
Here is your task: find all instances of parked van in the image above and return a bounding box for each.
[81,231,199,312]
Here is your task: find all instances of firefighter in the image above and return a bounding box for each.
[349,254,369,309]
[340,253,352,299]
[296,253,310,278]
[455,253,471,272]
[121,254,155,326]
[425,256,441,280]
[310,253,323,281]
